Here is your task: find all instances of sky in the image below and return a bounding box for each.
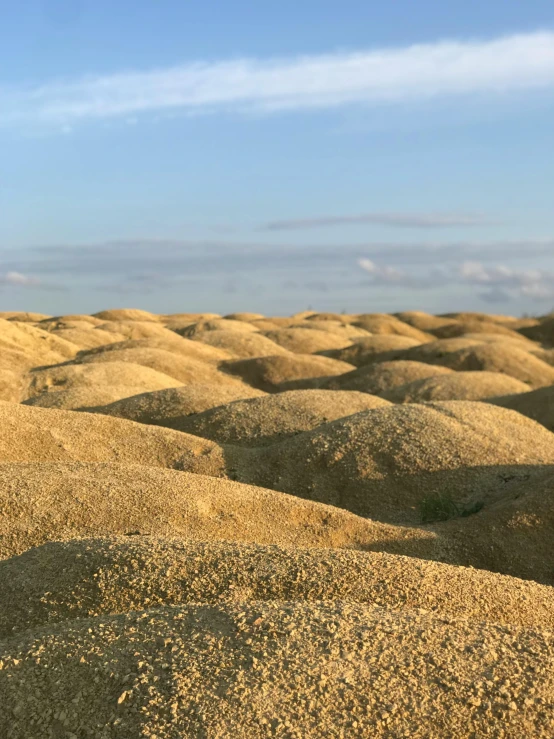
[1,0,554,316]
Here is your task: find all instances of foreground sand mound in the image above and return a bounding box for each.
[222,354,355,392]
[261,328,353,353]
[0,402,226,475]
[489,385,554,432]
[0,369,24,402]
[23,385,180,410]
[352,313,433,341]
[438,469,554,585]
[77,346,245,386]
[91,384,267,426]
[0,463,427,560]
[23,361,182,402]
[322,360,454,394]
[178,389,391,446]
[1,600,552,738]
[382,372,530,403]
[191,329,290,358]
[93,308,160,322]
[3,537,554,638]
[324,335,422,366]
[238,402,554,521]
[425,343,554,388]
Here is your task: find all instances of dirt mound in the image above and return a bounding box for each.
[192,329,290,358]
[382,372,530,403]
[324,335,423,366]
[489,385,554,432]
[222,354,354,392]
[77,346,245,385]
[427,343,554,388]
[2,537,553,638]
[177,318,261,338]
[0,462,425,560]
[0,402,226,475]
[93,308,161,322]
[92,384,266,426]
[23,360,182,401]
[322,360,454,394]
[261,328,353,353]
[1,600,551,738]
[352,314,433,341]
[239,402,554,522]
[178,389,391,446]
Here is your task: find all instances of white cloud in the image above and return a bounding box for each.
[1,271,40,286]
[263,212,492,231]
[2,31,554,129]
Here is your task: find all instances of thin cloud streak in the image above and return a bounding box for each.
[262,213,493,231]
[2,31,554,129]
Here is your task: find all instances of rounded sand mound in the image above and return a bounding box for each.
[0,318,79,364]
[352,313,432,341]
[221,354,355,392]
[325,335,422,367]
[322,360,454,394]
[93,308,160,322]
[240,401,554,521]
[519,315,554,346]
[178,389,391,446]
[91,384,266,426]
[46,326,127,349]
[23,361,182,401]
[428,343,554,388]
[2,537,553,638]
[261,328,353,354]
[394,311,456,331]
[0,402,226,475]
[77,346,246,385]
[382,371,530,403]
[0,601,551,738]
[23,385,177,410]
[489,385,554,432]
[223,312,266,321]
[431,319,528,340]
[192,329,289,358]
[0,462,426,560]
[177,318,260,338]
[80,334,232,364]
[94,320,174,340]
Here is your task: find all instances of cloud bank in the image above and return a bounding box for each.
[262,213,492,231]
[2,31,554,129]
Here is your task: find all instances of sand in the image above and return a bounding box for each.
[0,308,553,738]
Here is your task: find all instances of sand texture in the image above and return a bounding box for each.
[0,308,553,738]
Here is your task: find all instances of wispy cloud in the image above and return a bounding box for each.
[262,212,492,231]
[2,31,554,130]
[0,271,40,287]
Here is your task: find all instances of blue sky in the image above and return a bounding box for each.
[1,0,554,315]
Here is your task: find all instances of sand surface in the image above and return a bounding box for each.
[0,308,553,737]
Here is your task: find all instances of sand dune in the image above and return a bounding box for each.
[177,389,391,445]
[1,308,554,738]
[382,371,530,403]
[222,354,355,392]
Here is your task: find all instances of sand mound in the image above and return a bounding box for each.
[23,385,173,410]
[1,600,552,738]
[322,360,454,394]
[94,320,174,340]
[431,319,527,340]
[0,462,425,560]
[394,311,456,331]
[178,389,391,446]
[23,360,182,401]
[192,329,290,358]
[0,369,24,402]
[425,343,554,388]
[2,537,554,638]
[0,402,226,475]
[352,314,433,341]
[93,308,161,322]
[177,318,261,338]
[382,372,530,403]
[223,312,266,321]
[80,334,232,364]
[77,346,245,385]
[324,335,423,366]
[91,384,267,426]
[288,320,368,337]
[0,311,51,322]
[45,326,127,349]
[489,385,554,432]
[262,328,353,353]
[222,354,355,392]
[519,315,554,346]
[239,402,554,522]
[0,318,79,365]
